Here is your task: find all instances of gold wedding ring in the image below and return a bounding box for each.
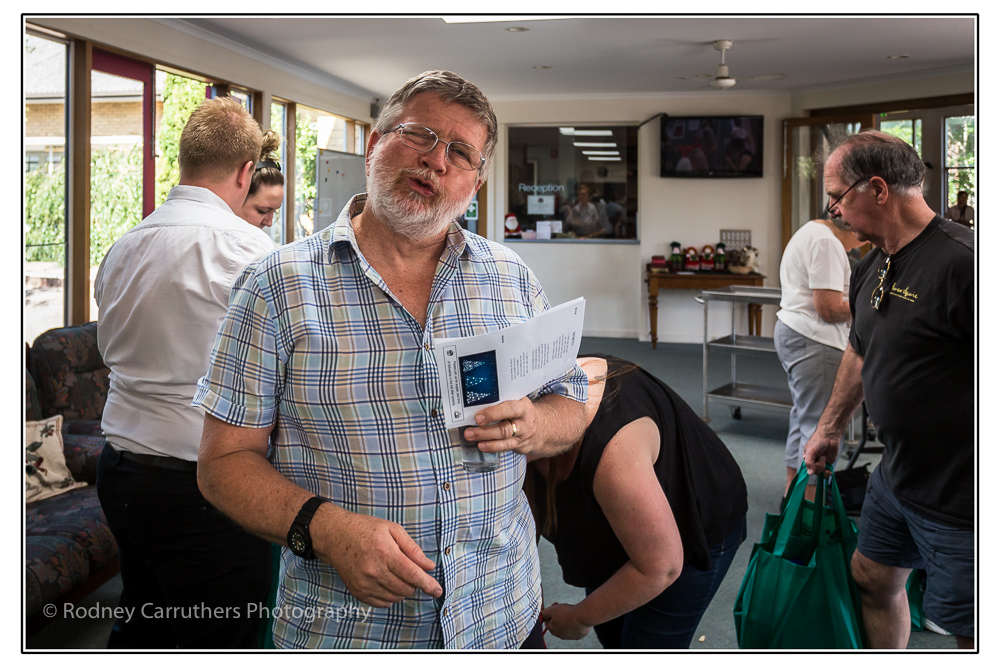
[510,420,518,438]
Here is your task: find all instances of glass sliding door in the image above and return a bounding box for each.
[24,32,69,345]
[155,71,211,206]
[267,100,288,245]
[944,114,975,223]
[89,49,155,320]
[781,114,875,249]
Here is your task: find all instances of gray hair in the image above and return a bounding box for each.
[829,216,852,231]
[827,130,925,196]
[374,70,497,176]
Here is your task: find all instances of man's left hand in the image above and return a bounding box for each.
[461,393,586,459]
[541,602,592,640]
[462,396,540,456]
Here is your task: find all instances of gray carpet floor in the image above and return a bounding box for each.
[26,337,955,650]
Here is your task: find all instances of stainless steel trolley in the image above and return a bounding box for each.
[699,285,791,422]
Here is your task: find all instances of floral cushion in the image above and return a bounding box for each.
[26,416,88,503]
[25,485,118,573]
[25,535,90,617]
[30,322,109,421]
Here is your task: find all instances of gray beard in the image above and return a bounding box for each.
[366,160,468,242]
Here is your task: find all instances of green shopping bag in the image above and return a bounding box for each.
[733,464,866,648]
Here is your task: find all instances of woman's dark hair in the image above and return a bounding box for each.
[539,356,640,536]
[248,130,284,197]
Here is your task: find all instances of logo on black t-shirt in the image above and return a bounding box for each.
[889,282,919,303]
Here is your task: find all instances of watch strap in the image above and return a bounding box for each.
[288,496,326,559]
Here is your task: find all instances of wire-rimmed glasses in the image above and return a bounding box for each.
[393,123,485,172]
[825,177,865,218]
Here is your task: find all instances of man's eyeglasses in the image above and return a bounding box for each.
[393,123,485,172]
[871,254,892,310]
[825,177,866,217]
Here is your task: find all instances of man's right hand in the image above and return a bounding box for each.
[312,504,443,608]
[803,429,841,476]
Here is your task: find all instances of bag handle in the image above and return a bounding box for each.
[773,462,832,557]
[824,467,857,559]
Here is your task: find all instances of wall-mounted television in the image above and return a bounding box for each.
[660,115,763,178]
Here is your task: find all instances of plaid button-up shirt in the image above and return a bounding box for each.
[194,195,587,648]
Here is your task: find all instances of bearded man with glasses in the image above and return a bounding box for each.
[192,71,588,648]
[804,130,974,649]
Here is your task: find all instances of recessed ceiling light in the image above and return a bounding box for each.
[559,128,613,136]
[888,54,910,60]
[507,26,529,32]
[533,65,552,70]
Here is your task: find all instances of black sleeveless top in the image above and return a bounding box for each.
[530,354,747,588]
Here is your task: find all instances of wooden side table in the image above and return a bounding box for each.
[645,266,766,349]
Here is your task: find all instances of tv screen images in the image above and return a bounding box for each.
[660,115,763,178]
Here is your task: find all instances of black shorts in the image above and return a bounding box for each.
[856,464,974,638]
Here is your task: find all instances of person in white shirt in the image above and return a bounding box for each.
[944,190,974,228]
[94,97,277,649]
[774,218,864,497]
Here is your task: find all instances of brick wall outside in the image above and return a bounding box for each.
[92,101,143,137]
[26,103,65,137]
[28,99,166,143]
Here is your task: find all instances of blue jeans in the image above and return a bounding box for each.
[586,517,747,649]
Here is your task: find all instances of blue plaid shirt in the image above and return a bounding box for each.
[194,195,587,648]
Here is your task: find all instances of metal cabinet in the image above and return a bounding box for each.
[699,286,791,421]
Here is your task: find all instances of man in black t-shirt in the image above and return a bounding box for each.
[803,130,974,650]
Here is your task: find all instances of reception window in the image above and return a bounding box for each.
[506,125,637,241]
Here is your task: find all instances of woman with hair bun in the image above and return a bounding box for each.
[238,130,285,230]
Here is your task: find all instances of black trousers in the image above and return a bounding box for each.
[96,445,272,649]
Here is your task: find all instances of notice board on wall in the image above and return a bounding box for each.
[315,149,366,232]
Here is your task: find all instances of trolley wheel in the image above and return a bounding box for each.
[731,406,742,420]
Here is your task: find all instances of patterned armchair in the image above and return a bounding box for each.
[25,323,118,632]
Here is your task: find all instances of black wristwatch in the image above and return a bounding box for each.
[287,496,326,559]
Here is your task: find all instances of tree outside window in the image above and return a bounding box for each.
[945,115,975,211]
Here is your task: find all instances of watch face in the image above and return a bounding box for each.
[289,529,308,555]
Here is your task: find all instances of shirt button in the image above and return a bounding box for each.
[442,482,451,491]
[424,343,431,351]
[445,546,452,555]
[431,408,438,418]
[442,607,449,616]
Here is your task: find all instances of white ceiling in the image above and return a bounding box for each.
[171,15,975,103]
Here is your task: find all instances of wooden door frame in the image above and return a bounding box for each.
[780,113,876,251]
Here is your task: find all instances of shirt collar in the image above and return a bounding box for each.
[166,184,236,214]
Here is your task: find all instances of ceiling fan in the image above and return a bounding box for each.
[689,40,787,90]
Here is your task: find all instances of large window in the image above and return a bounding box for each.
[24,33,68,345]
[294,105,356,238]
[877,105,974,218]
[155,71,210,206]
[89,49,156,321]
[507,126,638,241]
[23,23,373,331]
[267,100,289,245]
[879,117,922,154]
[945,115,975,215]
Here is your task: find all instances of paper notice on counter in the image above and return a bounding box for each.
[434,297,586,428]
